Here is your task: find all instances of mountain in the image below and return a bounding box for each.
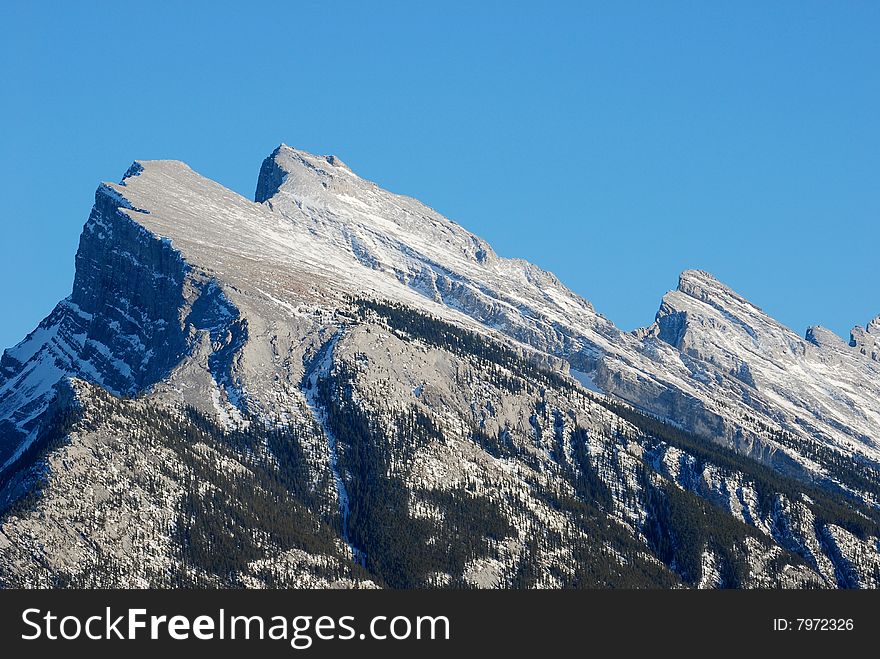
[638,270,880,483]
[1,145,878,588]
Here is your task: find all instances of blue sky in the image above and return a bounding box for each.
[1,1,877,350]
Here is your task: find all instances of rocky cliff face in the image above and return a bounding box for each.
[640,269,880,491]
[851,316,880,362]
[1,146,878,589]
[0,176,188,467]
[0,166,253,470]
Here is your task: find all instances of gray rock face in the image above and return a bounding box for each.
[1,145,879,589]
[254,144,288,204]
[850,315,880,362]
[0,168,249,470]
[640,270,880,474]
[69,180,192,393]
[0,178,189,465]
[252,150,880,482]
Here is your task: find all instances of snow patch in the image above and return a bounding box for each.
[302,332,365,565]
[570,368,603,394]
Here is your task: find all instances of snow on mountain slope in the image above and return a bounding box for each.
[0,178,194,468]
[643,270,880,469]
[2,144,880,589]
[253,146,880,483]
[252,149,752,444]
[256,145,621,357]
[1,145,878,496]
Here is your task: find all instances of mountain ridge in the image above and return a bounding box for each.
[1,144,878,589]
[4,145,880,481]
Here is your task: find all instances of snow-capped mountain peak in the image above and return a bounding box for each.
[2,145,880,589]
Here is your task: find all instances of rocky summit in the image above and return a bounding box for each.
[1,145,878,588]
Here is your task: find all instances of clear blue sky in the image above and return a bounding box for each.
[1,1,877,351]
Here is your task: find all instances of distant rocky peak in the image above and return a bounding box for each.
[676,269,751,309]
[850,314,880,361]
